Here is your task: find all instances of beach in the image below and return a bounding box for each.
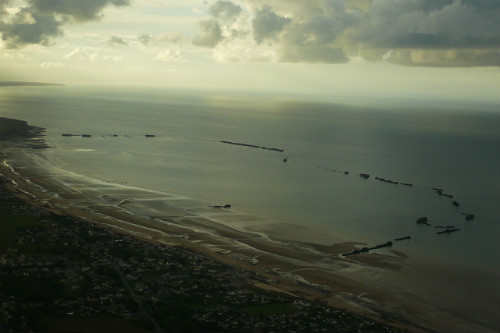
[1,117,499,333]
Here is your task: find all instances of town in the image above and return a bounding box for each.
[1,178,409,333]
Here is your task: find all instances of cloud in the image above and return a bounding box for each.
[26,0,130,22]
[108,36,127,47]
[0,8,62,48]
[138,32,183,46]
[279,45,348,63]
[252,6,290,44]
[103,55,121,62]
[137,34,153,45]
[65,47,84,58]
[192,0,247,49]
[0,0,131,48]
[2,0,498,68]
[209,1,242,21]
[40,62,63,68]
[155,49,184,62]
[192,0,500,66]
[349,0,500,66]
[0,0,8,16]
[192,19,223,48]
[65,47,98,61]
[355,0,499,50]
[387,48,500,67]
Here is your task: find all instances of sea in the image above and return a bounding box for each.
[1,86,499,331]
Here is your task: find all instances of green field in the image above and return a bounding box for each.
[42,316,152,333]
[240,302,298,316]
[0,213,43,249]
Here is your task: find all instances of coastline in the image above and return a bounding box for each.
[0,170,416,333]
[1,119,499,333]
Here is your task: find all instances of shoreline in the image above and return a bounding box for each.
[0,171,414,333]
[0,151,428,333]
[1,123,498,333]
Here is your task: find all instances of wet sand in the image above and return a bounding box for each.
[1,148,499,333]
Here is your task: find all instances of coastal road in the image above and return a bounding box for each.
[113,262,164,333]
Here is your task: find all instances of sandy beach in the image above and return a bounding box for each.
[1,143,499,333]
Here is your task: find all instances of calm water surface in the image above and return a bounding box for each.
[1,86,499,271]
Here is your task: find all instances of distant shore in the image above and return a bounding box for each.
[0,81,65,87]
[1,116,498,333]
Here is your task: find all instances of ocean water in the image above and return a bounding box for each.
[2,86,500,332]
[1,86,499,271]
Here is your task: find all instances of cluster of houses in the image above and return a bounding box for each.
[0,184,407,333]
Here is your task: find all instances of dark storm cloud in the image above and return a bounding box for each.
[191,0,499,66]
[26,0,130,22]
[352,0,500,66]
[273,0,499,66]
[460,0,500,12]
[279,45,348,63]
[0,0,130,48]
[357,0,500,49]
[1,8,62,48]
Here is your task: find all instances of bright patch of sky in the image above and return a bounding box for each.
[0,0,499,105]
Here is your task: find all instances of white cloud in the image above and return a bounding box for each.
[0,50,29,60]
[40,62,63,68]
[64,47,82,58]
[103,55,122,62]
[155,49,184,62]
[65,47,98,61]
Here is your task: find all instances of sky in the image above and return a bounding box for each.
[0,0,499,104]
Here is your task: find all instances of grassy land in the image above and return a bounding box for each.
[239,302,298,316]
[41,316,151,333]
[0,117,31,138]
[0,213,43,250]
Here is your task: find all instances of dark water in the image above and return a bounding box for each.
[2,86,500,332]
[1,87,499,271]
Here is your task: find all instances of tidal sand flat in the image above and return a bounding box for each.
[3,148,498,333]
